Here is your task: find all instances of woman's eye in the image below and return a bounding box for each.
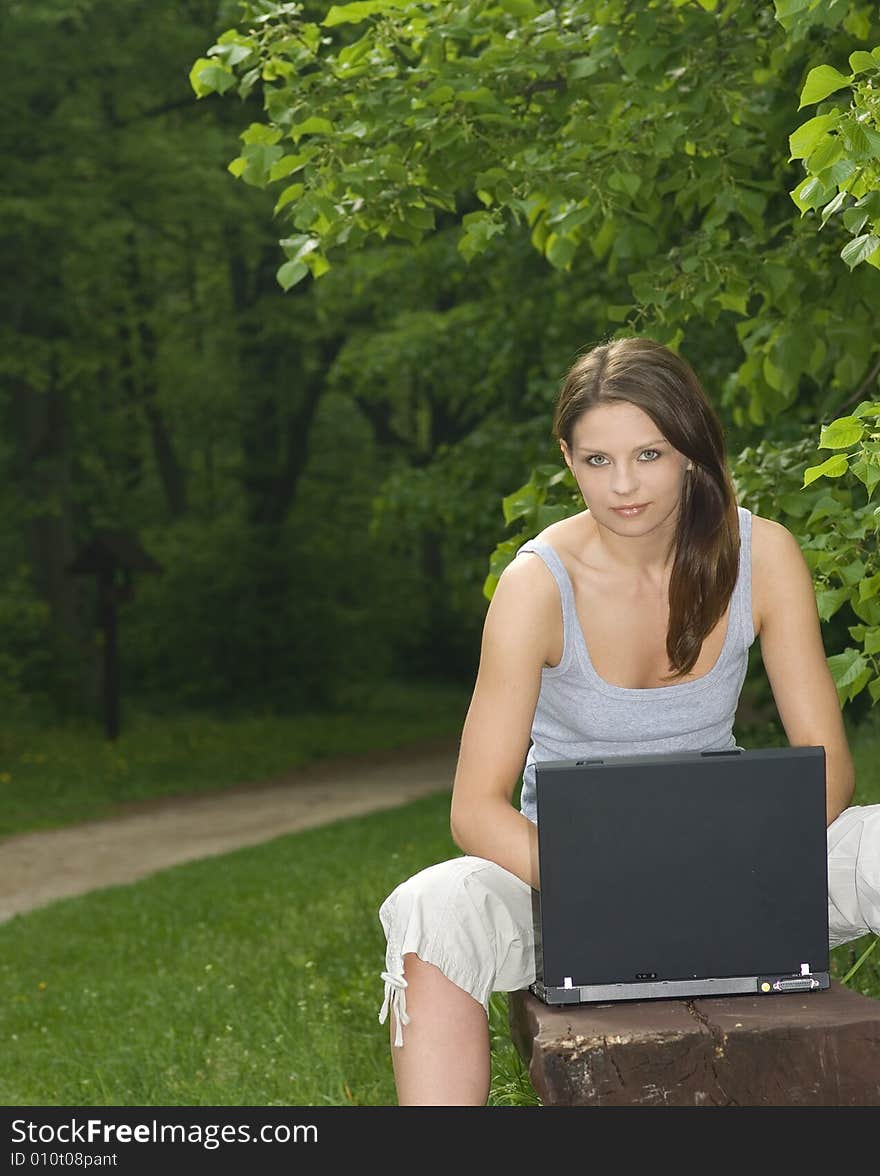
[584,450,661,467]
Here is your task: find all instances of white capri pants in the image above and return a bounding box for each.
[378,804,880,1047]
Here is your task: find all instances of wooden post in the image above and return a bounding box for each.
[67,530,161,741]
[97,567,120,741]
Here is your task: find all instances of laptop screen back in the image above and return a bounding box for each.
[534,747,829,990]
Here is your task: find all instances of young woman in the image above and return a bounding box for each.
[377,336,880,1106]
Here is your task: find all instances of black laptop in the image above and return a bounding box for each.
[530,746,830,1005]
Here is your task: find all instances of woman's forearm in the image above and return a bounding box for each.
[826,744,856,827]
[450,798,540,889]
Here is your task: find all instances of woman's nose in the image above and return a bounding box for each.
[610,462,638,494]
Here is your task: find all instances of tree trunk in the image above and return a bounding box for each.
[10,379,99,714]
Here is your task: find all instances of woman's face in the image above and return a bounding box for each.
[560,401,692,532]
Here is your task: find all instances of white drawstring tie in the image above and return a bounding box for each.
[379,970,410,1047]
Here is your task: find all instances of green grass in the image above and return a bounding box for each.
[0,791,537,1106]
[0,679,470,838]
[1,703,878,1107]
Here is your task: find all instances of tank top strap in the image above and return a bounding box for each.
[733,505,755,647]
[515,538,578,623]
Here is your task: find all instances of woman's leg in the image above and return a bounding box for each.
[378,855,536,1106]
[391,954,491,1106]
[827,804,880,946]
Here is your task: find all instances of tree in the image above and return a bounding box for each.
[193,0,880,706]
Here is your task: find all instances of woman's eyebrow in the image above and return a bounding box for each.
[575,438,667,454]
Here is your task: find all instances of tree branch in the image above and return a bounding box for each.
[840,352,880,411]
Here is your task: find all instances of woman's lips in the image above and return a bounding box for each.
[611,504,649,517]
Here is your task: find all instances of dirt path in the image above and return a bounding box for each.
[0,738,458,924]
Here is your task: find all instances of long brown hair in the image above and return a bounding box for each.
[553,337,740,681]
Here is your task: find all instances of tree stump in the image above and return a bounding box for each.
[508,982,880,1106]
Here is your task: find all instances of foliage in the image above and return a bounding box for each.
[190,0,880,710]
[796,402,880,705]
[788,42,880,271]
[194,0,880,415]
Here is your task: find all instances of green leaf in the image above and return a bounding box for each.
[607,171,641,197]
[483,538,525,599]
[536,504,573,529]
[269,155,309,182]
[276,260,309,291]
[189,59,235,98]
[843,207,870,234]
[208,41,253,68]
[859,572,880,602]
[849,51,877,74]
[820,189,848,227]
[818,416,864,449]
[502,481,539,525]
[799,65,852,109]
[839,558,867,587]
[568,56,599,80]
[841,233,880,270]
[237,143,283,187]
[803,454,850,485]
[853,593,880,626]
[807,132,844,173]
[790,176,834,214]
[816,585,851,620]
[323,1,414,27]
[853,401,880,419]
[337,36,373,69]
[458,211,505,262]
[816,159,857,193]
[827,647,869,701]
[774,0,811,24]
[279,234,321,265]
[806,493,844,526]
[545,233,577,270]
[498,0,540,15]
[273,183,305,215]
[291,117,335,141]
[789,113,840,160]
[866,627,880,655]
[241,123,283,147]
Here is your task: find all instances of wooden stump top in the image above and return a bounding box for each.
[509,982,880,1106]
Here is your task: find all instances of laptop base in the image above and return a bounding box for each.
[530,970,831,1006]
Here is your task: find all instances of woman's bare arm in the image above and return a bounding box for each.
[755,518,855,825]
[449,554,560,888]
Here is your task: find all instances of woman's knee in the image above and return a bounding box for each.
[379,856,499,953]
[827,804,880,943]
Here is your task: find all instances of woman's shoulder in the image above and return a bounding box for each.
[746,511,810,635]
[747,510,802,561]
[487,535,568,664]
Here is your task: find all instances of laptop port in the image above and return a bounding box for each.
[772,977,820,992]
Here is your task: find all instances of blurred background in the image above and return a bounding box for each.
[2,0,879,828]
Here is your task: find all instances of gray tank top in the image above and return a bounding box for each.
[517,505,756,824]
